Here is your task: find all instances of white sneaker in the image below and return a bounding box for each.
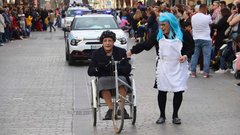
[230,69,235,74]
[215,69,226,73]
[225,69,231,72]
[197,69,204,74]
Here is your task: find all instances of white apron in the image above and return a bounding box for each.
[156,38,189,92]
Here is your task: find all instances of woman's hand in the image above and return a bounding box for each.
[213,31,217,36]
[231,8,237,15]
[179,55,187,63]
[127,50,132,58]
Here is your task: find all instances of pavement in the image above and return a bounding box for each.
[0,30,240,135]
[0,30,73,135]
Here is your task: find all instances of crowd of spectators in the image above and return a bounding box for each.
[0,6,63,46]
[1,0,240,85]
[116,0,240,85]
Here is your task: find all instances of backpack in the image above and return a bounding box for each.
[221,41,236,62]
[44,17,49,25]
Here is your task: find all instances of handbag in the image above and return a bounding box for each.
[44,17,49,25]
[235,55,240,70]
[225,26,232,37]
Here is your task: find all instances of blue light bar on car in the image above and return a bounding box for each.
[105,10,111,14]
[75,10,82,15]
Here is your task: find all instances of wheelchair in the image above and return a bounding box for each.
[89,59,137,134]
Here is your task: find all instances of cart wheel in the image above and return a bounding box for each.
[112,98,124,134]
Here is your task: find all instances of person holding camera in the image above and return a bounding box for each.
[227,3,240,41]
[88,30,131,120]
[191,4,212,78]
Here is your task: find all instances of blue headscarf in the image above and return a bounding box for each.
[157,12,183,41]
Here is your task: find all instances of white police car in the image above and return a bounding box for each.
[64,14,128,65]
[62,6,91,29]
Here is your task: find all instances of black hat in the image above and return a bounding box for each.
[99,30,116,43]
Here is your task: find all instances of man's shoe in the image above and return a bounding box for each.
[103,109,113,120]
[235,83,240,86]
[230,69,235,74]
[191,72,197,78]
[156,117,166,124]
[172,117,181,124]
[199,70,204,74]
[203,73,209,78]
[124,109,130,119]
[117,108,130,119]
[215,69,226,73]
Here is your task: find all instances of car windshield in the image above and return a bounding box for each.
[72,17,119,30]
[66,9,91,17]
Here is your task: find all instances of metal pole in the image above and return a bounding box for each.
[114,61,119,105]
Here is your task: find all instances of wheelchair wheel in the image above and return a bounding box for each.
[112,97,124,134]
[131,106,137,125]
[130,78,137,125]
[90,81,97,126]
[93,108,97,126]
[129,94,136,125]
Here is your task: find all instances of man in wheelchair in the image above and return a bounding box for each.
[88,30,131,120]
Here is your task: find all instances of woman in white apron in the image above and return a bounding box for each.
[127,12,194,125]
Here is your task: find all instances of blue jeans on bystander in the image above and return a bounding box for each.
[191,39,212,74]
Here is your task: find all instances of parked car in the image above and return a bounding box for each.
[64,14,128,65]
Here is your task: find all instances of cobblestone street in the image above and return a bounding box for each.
[0,30,240,135]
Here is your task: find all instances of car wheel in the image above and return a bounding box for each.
[68,55,74,65]
[65,51,69,61]
[65,47,69,61]
[65,42,70,61]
